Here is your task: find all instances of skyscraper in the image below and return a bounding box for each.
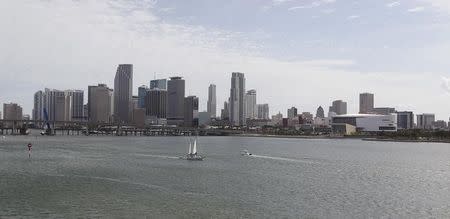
[150,79,167,90]
[138,85,149,109]
[145,89,167,118]
[287,107,298,119]
[33,91,44,121]
[184,96,199,127]
[88,84,113,124]
[167,77,185,126]
[257,104,269,120]
[221,101,230,120]
[359,93,374,114]
[330,100,347,115]
[114,64,133,124]
[230,72,246,126]
[3,103,23,120]
[417,113,435,129]
[246,89,257,119]
[316,106,325,118]
[396,111,414,130]
[207,84,217,118]
[65,90,84,121]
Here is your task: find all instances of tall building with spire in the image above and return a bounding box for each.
[207,84,217,118]
[114,64,133,123]
[229,72,246,126]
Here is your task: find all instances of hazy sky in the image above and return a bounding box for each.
[1,0,450,120]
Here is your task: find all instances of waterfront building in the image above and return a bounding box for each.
[198,111,211,126]
[433,120,447,130]
[229,72,246,126]
[332,114,397,132]
[88,84,113,124]
[329,100,347,115]
[359,93,374,114]
[114,64,133,124]
[257,104,269,120]
[33,91,44,121]
[302,112,314,123]
[416,113,435,129]
[246,89,257,119]
[271,112,283,126]
[145,89,167,119]
[65,90,84,121]
[3,103,23,120]
[138,85,149,109]
[396,111,414,130]
[221,101,230,120]
[167,77,185,126]
[287,107,298,119]
[3,103,23,128]
[207,84,217,118]
[316,106,325,118]
[184,96,199,127]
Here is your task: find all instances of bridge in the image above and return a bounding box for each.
[0,119,244,136]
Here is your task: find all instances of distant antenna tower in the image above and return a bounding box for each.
[153,72,156,80]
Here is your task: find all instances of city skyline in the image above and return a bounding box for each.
[1,1,450,120]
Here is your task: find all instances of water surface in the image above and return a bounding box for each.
[1,136,450,218]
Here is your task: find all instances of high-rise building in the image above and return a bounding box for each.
[167,77,185,126]
[65,90,84,121]
[257,104,269,120]
[184,96,199,127]
[329,100,347,115]
[3,103,23,128]
[416,113,435,129]
[138,85,149,109]
[88,84,113,124]
[221,101,230,120]
[230,72,246,126]
[316,106,325,118]
[359,93,374,114]
[33,91,44,121]
[396,111,414,130]
[150,79,167,90]
[114,64,133,124]
[246,89,257,119]
[145,89,167,118]
[3,103,23,120]
[207,84,217,118]
[287,107,298,119]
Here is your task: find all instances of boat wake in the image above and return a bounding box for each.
[250,154,316,164]
[134,154,180,160]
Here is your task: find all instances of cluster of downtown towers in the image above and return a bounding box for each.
[32,64,270,127]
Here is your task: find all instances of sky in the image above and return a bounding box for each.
[1,0,450,120]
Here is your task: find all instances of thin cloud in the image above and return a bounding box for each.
[347,15,360,20]
[386,2,401,8]
[287,0,336,11]
[408,6,425,12]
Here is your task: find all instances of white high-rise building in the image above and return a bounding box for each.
[246,89,257,119]
[207,84,217,118]
[229,72,246,126]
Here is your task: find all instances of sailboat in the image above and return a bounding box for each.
[186,138,204,161]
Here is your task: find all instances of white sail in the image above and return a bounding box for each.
[192,139,197,154]
[188,142,192,154]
